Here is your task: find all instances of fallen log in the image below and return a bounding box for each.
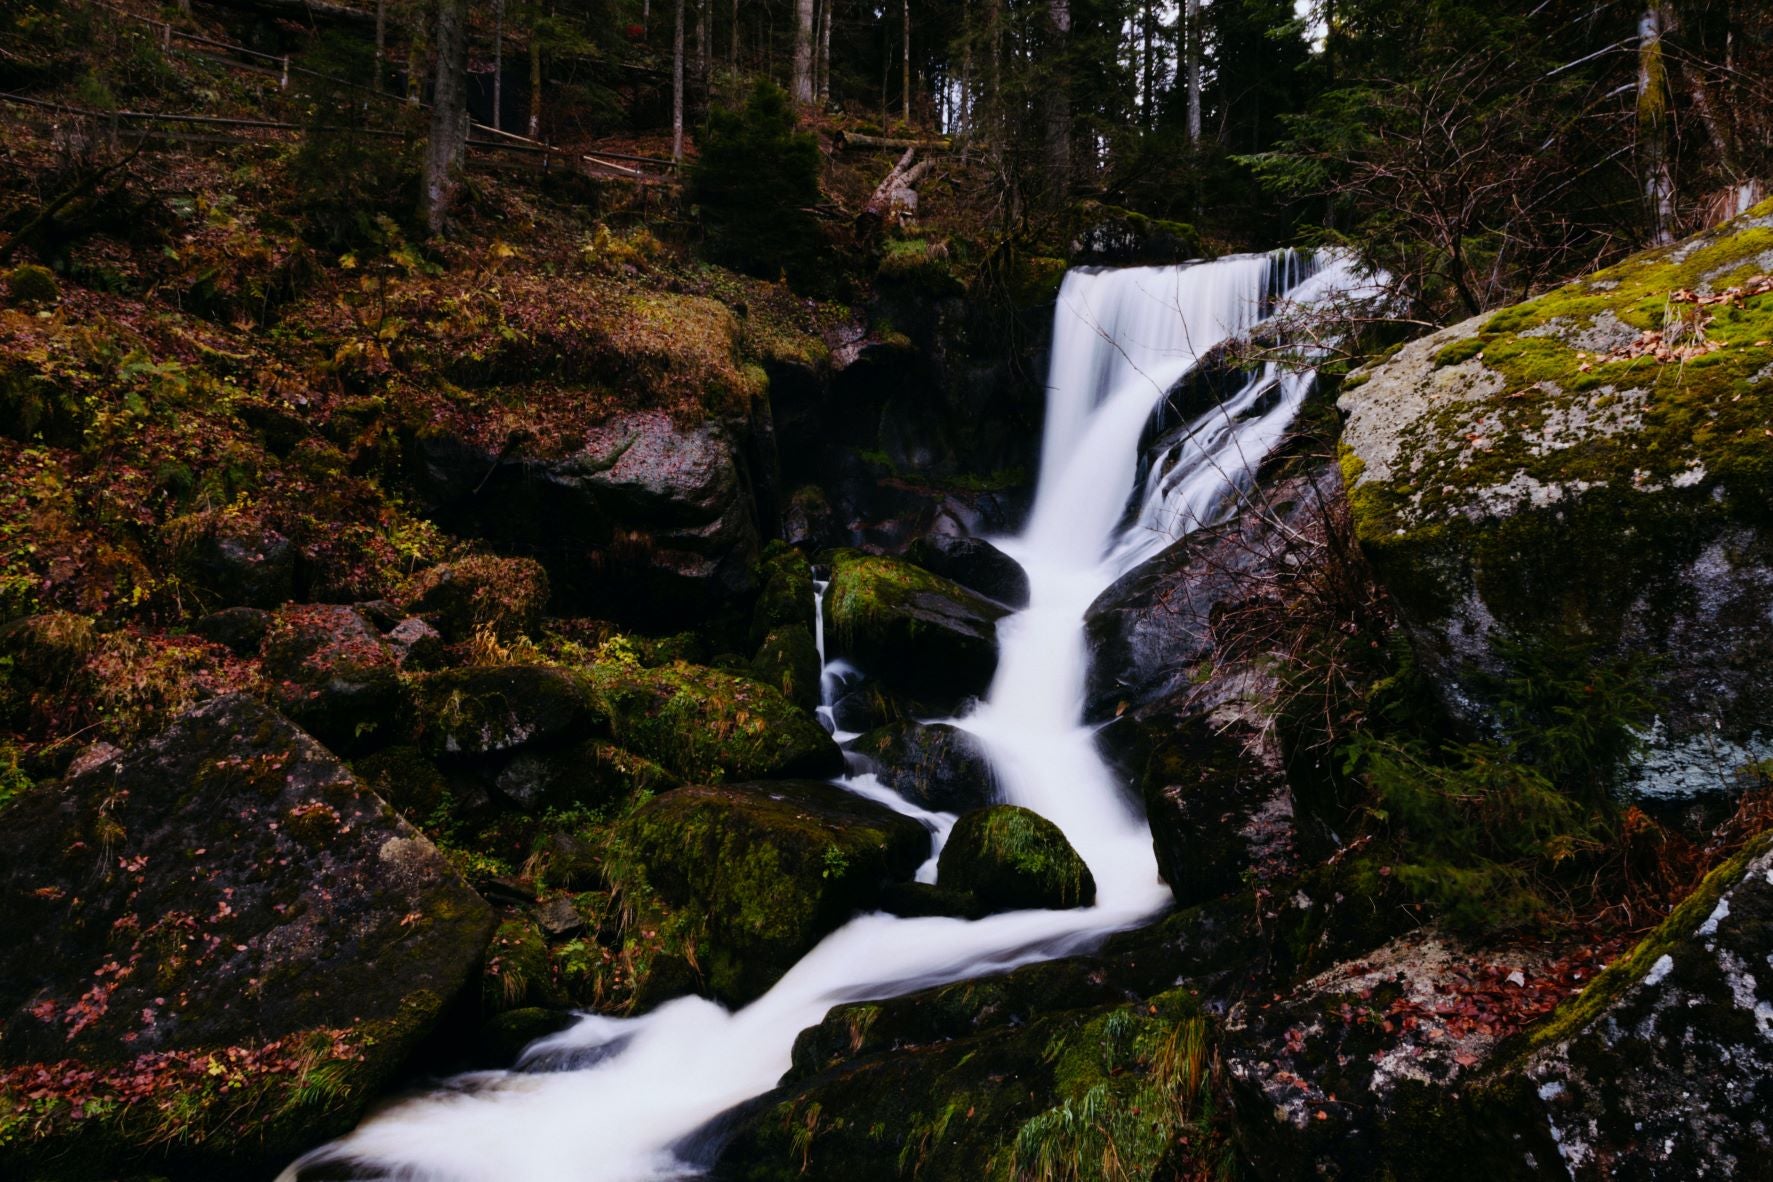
[834,130,952,153]
[857,147,936,237]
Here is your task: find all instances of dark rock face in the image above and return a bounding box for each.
[412,411,762,628]
[174,516,295,610]
[936,805,1095,912]
[905,532,1030,608]
[622,781,930,1005]
[385,616,446,670]
[260,603,404,753]
[1083,466,1338,723]
[401,554,550,642]
[410,665,591,757]
[493,738,678,812]
[850,720,996,813]
[0,695,493,1172]
[822,551,1009,708]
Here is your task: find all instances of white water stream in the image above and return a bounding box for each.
[283,251,1361,1182]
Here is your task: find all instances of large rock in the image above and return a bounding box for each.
[905,532,1030,608]
[849,720,996,813]
[0,695,493,1175]
[587,658,842,782]
[412,410,762,628]
[171,513,296,610]
[821,551,1009,707]
[260,603,404,752]
[1339,201,1773,795]
[936,805,1095,912]
[410,664,591,757]
[620,781,929,1005]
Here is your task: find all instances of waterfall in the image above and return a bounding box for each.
[280,250,1362,1182]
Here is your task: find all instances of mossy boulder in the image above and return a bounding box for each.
[0,694,493,1176]
[5,263,59,308]
[936,805,1095,912]
[1339,201,1773,794]
[260,603,404,753]
[618,781,930,1005]
[481,915,564,1014]
[749,625,822,712]
[751,540,815,644]
[410,665,592,757]
[586,658,841,782]
[401,554,551,642]
[821,551,1009,708]
[850,720,996,813]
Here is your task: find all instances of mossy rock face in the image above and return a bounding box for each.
[1339,202,1773,791]
[821,551,1008,708]
[401,554,551,642]
[751,541,815,645]
[493,738,678,813]
[481,915,563,1014]
[850,720,996,813]
[0,694,493,1175]
[410,665,592,757]
[749,625,821,712]
[619,781,929,1005]
[1491,835,1773,1180]
[936,805,1095,912]
[586,658,841,782]
[260,604,404,753]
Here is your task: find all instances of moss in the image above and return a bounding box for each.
[6,265,59,308]
[937,805,1095,911]
[482,916,561,1013]
[582,657,838,782]
[751,540,814,644]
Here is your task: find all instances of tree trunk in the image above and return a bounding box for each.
[492,0,504,131]
[792,0,814,105]
[816,0,832,104]
[1638,6,1676,243]
[1141,0,1154,129]
[407,27,424,105]
[421,0,470,236]
[528,33,541,138]
[672,0,686,162]
[959,0,972,133]
[373,0,386,92]
[730,0,738,65]
[1185,0,1201,144]
[1044,0,1070,201]
[696,0,707,90]
[901,0,910,123]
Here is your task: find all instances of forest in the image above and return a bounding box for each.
[3,1,1773,1180]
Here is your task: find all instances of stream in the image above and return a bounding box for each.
[283,250,1362,1182]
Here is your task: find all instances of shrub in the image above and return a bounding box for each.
[6,265,59,307]
[691,82,822,287]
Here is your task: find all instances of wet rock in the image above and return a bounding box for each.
[172,514,295,610]
[0,694,493,1174]
[821,551,1008,708]
[749,625,821,712]
[260,603,404,753]
[535,896,588,939]
[493,738,677,813]
[401,555,550,643]
[620,781,929,1005]
[850,720,995,813]
[192,605,271,656]
[1339,201,1773,796]
[410,665,591,757]
[906,532,1029,608]
[469,1006,575,1070]
[872,881,987,921]
[936,805,1095,912]
[587,659,842,782]
[412,411,761,628]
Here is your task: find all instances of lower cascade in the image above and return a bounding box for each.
[284,250,1361,1182]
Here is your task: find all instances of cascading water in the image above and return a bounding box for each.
[282,249,1363,1182]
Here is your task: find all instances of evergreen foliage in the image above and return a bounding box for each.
[691,82,822,285]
